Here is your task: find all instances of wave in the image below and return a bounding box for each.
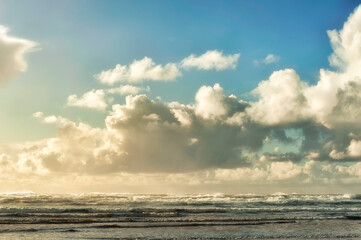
[0,228,39,233]
[91,220,296,229]
[1,193,361,204]
[1,204,361,216]
[342,193,361,200]
[0,211,351,224]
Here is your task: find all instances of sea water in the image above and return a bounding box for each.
[0,192,361,239]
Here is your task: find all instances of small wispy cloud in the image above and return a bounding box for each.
[254,54,281,66]
[107,85,149,95]
[33,112,65,125]
[264,54,281,64]
[181,50,240,71]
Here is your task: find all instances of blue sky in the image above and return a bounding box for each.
[1,1,361,193]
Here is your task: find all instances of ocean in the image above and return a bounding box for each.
[0,192,361,239]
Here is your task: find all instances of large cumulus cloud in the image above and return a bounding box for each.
[247,5,361,163]
[104,85,267,173]
[10,84,267,174]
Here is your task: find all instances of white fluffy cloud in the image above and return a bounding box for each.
[66,85,149,111]
[181,50,240,71]
[247,69,309,125]
[95,50,240,86]
[194,83,249,126]
[0,26,36,87]
[248,6,361,129]
[195,84,228,120]
[327,5,361,73]
[95,57,181,85]
[244,5,361,166]
[67,89,108,110]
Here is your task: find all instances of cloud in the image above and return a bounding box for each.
[33,112,67,125]
[0,26,36,88]
[245,5,361,165]
[247,69,310,125]
[95,57,181,85]
[347,140,361,158]
[195,84,229,120]
[195,83,248,121]
[32,111,44,119]
[2,86,267,175]
[181,50,240,71]
[303,5,361,129]
[18,120,118,174]
[43,115,58,124]
[67,89,108,110]
[260,152,302,163]
[3,5,361,193]
[66,85,149,111]
[328,139,361,160]
[107,85,149,95]
[95,50,240,86]
[253,54,280,66]
[264,54,280,64]
[103,92,264,173]
[327,5,361,73]
[17,2,361,177]
[268,161,303,180]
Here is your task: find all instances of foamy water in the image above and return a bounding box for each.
[0,192,361,239]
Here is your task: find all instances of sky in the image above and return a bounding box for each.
[0,0,361,194]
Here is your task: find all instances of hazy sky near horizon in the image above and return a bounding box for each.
[1,0,361,193]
